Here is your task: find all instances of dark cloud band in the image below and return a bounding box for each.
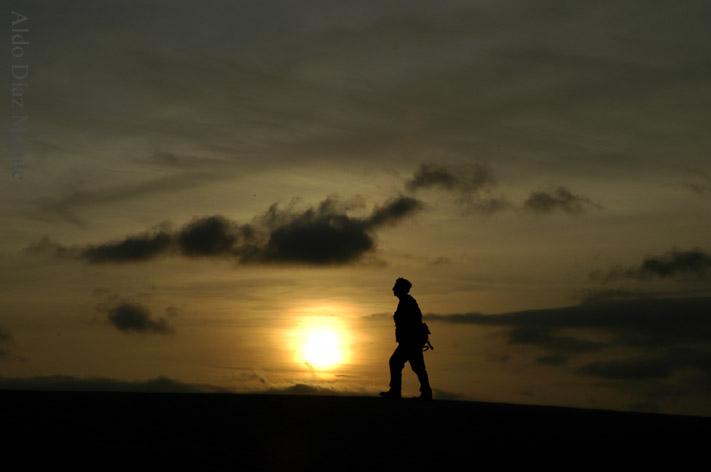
[405,163,495,194]
[96,301,174,334]
[0,328,15,360]
[425,296,711,346]
[523,186,598,214]
[594,248,711,281]
[404,163,509,214]
[425,296,711,383]
[29,194,423,267]
[83,232,173,263]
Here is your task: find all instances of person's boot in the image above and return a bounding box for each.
[414,389,433,401]
[415,370,432,401]
[379,389,401,400]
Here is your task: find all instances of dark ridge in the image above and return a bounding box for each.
[4,390,708,466]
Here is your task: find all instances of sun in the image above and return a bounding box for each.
[303,329,342,368]
[288,304,353,370]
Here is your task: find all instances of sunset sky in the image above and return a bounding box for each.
[3,0,711,416]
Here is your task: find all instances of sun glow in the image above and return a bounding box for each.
[289,305,353,371]
[303,329,342,368]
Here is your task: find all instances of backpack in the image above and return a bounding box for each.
[422,323,434,351]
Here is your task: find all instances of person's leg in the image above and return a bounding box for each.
[408,347,432,399]
[386,344,407,397]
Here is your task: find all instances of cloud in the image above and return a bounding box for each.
[426,296,711,348]
[595,248,711,281]
[366,195,424,228]
[257,382,467,399]
[245,194,422,265]
[404,164,600,217]
[404,163,510,214]
[177,216,253,257]
[251,195,417,265]
[681,170,711,195]
[577,357,671,380]
[258,211,373,265]
[639,249,711,278]
[0,328,16,360]
[262,383,351,396]
[0,375,231,393]
[508,326,605,353]
[83,231,173,263]
[96,300,174,334]
[522,186,599,214]
[406,163,495,194]
[577,347,711,381]
[426,295,711,385]
[535,354,569,366]
[22,236,79,258]
[27,194,423,267]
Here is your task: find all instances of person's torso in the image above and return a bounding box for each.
[393,295,422,342]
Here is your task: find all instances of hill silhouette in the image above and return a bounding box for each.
[4,390,708,468]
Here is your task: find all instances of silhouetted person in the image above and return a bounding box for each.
[380,277,433,401]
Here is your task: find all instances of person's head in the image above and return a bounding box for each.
[392,277,412,297]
